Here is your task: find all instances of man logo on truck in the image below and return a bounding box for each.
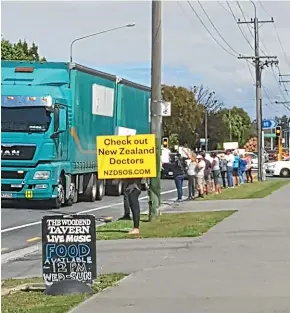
[1,148,20,157]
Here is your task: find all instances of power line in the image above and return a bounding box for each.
[186,1,237,58]
[197,1,239,55]
[225,1,253,50]
[236,2,254,35]
[236,1,271,57]
[237,2,290,102]
[259,1,290,69]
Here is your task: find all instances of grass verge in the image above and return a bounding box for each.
[96,211,235,240]
[1,273,126,313]
[198,179,290,201]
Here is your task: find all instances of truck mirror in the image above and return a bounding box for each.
[59,108,67,132]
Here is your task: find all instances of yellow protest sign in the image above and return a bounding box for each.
[97,134,157,179]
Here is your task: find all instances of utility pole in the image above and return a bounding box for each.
[204,92,214,152]
[237,1,277,181]
[149,0,162,219]
[229,109,232,141]
[205,110,208,152]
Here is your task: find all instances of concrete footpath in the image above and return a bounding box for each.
[70,183,290,313]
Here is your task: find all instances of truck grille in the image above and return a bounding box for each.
[1,144,36,160]
[1,184,23,192]
[1,171,27,179]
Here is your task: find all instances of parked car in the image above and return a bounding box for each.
[265,157,290,177]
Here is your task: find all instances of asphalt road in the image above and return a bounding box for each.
[1,179,181,254]
[1,174,277,255]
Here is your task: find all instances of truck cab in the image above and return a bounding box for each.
[1,62,73,208]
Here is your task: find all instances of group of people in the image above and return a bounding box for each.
[172,149,254,201]
[115,149,255,235]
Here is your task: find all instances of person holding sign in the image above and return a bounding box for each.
[119,191,131,221]
[123,178,142,235]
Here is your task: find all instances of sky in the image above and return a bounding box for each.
[2,0,290,119]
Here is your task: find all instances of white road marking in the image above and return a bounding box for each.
[1,186,186,234]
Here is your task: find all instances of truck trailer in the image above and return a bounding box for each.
[1,61,151,209]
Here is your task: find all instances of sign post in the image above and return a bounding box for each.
[97,134,157,179]
[161,101,171,117]
[42,214,96,286]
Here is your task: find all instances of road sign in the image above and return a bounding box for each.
[161,101,171,116]
[262,119,277,129]
[42,214,96,286]
[264,134,276,138]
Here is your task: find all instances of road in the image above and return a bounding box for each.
[1,174,276,255]
[1,179,181,254]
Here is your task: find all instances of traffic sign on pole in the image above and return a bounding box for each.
[263,133,276,138]
[262,119,277,129]
[161,101,171,116]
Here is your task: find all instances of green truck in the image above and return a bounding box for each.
[1,61,150,209]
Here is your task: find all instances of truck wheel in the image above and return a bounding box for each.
[65,183,77,207]
[51,177,65,209]
[280,168,290,177]
[96,179,104,200]
[81,174,97,202]
[106,181,123,196]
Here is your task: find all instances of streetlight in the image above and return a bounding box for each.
[69,23,136,63]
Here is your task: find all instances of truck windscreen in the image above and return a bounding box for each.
[1,107,52,133]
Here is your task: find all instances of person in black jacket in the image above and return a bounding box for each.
[122,178,142,235]
[172,153,185,201]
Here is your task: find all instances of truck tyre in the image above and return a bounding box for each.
[96,179,104,200]
[106,181,123,196]
[280,168,290,177]
[65,183,77,207]
[51,177,65,209]
[82,174,97,202]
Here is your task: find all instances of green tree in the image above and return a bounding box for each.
[168,133,179,150]
[1,38,46,61]
[162,85,203,148]
[221,107,252,146]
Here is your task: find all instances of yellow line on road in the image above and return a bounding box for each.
[26,237,41,243]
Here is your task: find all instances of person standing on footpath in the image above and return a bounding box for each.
[245,153,253,183]
[201,152,212,195]
[183,149,197,200]
[119,189,131,221]
[172,153,185,201]
[122,178,142,235]
[225,150,234,188]
[239,154,248,184]
[195,154,205,198]
[232,150,240,186]
[211,152,222,194]
[219,153,228,188]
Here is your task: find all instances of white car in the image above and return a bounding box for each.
[265,157,290,178]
